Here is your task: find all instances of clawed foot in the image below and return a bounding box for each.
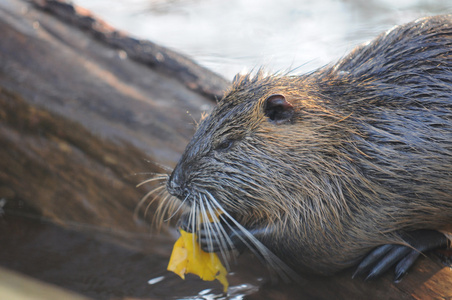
[353,230,448,281]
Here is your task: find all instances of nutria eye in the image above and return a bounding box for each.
[263,94,294,124]
[215,139,234,151]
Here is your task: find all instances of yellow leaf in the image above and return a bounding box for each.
[167,227,229,292]
[167,233,188,279]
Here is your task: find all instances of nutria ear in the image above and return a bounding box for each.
[263,94,294,124]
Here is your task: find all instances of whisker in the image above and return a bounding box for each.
[204,197,234,253]
[200,198,226,267]
[208,196,256,251]
[203,195,233,269]
[160,194,180,224]
[164,194,188,222]
[152,193,172,231]
[125,171,168,181]
[134,185,166,220]
[154,190,174,228]
[136,175,168,188]
[143,159,174,172]
[199,198,215,262]
[131,171,168,177]
[190,199,198,257]
[206,191,304,284]
[145,186,167,216]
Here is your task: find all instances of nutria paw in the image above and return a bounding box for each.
[353,230,448,281]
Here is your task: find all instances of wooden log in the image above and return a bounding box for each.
[0,0,226,230]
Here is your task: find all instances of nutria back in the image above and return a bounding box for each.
[166,15,452,277]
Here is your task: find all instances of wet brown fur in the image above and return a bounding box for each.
[164,15,452,276]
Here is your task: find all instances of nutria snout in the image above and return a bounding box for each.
[163,15,452,281]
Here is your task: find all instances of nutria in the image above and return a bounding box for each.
[162,15,452,281]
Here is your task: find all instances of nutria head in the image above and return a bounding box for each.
[166,71,355,228]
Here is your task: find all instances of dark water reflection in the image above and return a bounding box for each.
[0,213,168,299]
[0,199,413,299]
[0,212,272,299]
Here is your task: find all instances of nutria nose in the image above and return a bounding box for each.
[167,164,185,198]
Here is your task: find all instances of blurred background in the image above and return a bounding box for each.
[74,0,452,79]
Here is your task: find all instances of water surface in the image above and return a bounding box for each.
[74,0,452,79]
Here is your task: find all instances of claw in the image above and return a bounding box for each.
[364,245,410,280]
[353,230,448,281]
[394,249,420,281]
[353,244,392,278]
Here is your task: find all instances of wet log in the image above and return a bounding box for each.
[0,0,225,231]
[0,0,450,299]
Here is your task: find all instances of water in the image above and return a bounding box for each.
[73,0,452,80]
